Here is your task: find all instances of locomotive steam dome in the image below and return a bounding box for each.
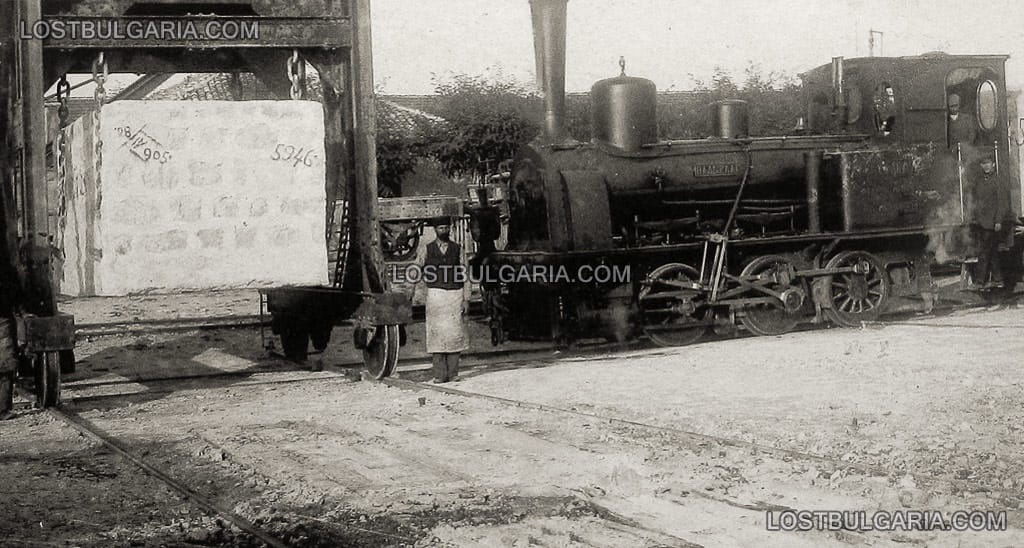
[590,71,659,151]
[710,99,749,139]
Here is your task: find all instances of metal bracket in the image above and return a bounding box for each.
[352,291,413,326]
[16,314,75,353]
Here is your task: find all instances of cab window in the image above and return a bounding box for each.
[976,80,998,131]
[872,82,896,135]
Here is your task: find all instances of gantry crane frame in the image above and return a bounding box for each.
[0,0,410,412]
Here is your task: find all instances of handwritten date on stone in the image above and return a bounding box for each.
[271,144,316,168]
[114,126,172,164]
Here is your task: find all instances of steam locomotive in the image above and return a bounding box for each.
[467,0,1022,347]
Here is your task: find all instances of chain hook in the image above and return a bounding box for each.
[92,52,109,107]
[56,75,71,124]
[90,52,108,213]
[287,49,303,100]
[55,74,73,235]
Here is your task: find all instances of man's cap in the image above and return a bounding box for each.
[979,154,995,163]
[429,216,454,227]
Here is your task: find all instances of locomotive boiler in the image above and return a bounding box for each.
[469,0,1021,346]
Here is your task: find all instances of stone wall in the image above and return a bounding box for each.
[57,100,328,296]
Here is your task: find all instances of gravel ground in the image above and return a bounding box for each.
[2,294,1023,547]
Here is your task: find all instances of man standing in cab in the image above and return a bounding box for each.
[947,93,978,151]
[417,217,469,383]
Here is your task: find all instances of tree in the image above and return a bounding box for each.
[676,64,803,138]
[422,74,542,179]
[375,100,430,197]
[388,64,805,192]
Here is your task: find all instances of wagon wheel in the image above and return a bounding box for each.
[34,351,61,408]
[638,263,708,347]
[380,222,420,262]
[363,324,400,380]
[823,251,891,327]
[739,255,805,336]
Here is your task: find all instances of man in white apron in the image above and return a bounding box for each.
[417,218,469,382]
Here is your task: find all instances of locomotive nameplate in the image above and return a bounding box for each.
[692,163,744,177]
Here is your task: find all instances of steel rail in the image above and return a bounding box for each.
[8,390,291,548]
[12,387,437,547]
[57,340,633,404]
[57,292,1021,403]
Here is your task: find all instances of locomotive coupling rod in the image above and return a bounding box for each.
[716,272,786,301]
[794,266,859,278]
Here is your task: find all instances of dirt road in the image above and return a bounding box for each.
[2,301,1023,547]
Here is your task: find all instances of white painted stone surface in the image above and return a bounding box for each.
[58,101,328,296]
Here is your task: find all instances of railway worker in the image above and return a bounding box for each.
[417,217,470,383]
[947,93,978,151]
[967,154,1011,289]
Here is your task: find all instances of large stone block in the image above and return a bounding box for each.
[57,101,329,296]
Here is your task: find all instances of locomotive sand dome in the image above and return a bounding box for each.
[591,64,659,151]
[710,99,750,139]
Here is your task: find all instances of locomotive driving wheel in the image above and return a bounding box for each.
[823,251,891,327]
[638,263,708,347]
[739,255,805,336]
[363,324,400,380]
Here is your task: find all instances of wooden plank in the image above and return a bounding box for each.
[378,196,462,221]
[350,0,383,293]
[22,0,58,315]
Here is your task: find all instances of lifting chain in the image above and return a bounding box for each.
[91,53,108,213]
[92,52,108,108]
[287,49,305,100]
[55,75,71,238]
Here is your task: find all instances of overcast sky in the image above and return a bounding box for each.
[372,0,1024,94]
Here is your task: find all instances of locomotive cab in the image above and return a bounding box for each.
[801,54,1017,257]
[802,54,1009,148]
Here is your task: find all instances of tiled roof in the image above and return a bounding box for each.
[57,72,446,136]
[145,72,283,101]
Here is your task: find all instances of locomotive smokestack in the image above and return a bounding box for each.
[530,0,570,143]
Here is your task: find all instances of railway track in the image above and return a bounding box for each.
[13,298,1018,533]
[55,337,641,405]
[15,302,1020,547]
[380,375,1024,503]
[14,386,447,548]
[11,385,290,548]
